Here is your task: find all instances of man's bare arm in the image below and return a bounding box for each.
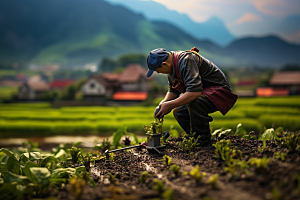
[156,91,202,118]
[159,92,179,105]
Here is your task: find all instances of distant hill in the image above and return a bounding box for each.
[223,36,300,66]
[0,0,299,67]
[105,0,236,47]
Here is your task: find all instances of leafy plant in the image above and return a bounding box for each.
[162,188,174,200]
[225,159,249,177]
[107,172,118,184]
[112,126,139,149]
[248,156,270,172]
[139,171,150,183]
[279,132,300,150]
[70,147,81,164]
[163,155,172,166]
[259,128,280,152]
[144,118,163,140]
[177,134,200,153]
[81,154,91,171]
[211,128,232,139]
[169,165,180,176]
[94,138,111,153]
[207,174,219,188]
[188,165,206,183]
[152,179,165,195]
[273,152,287,161]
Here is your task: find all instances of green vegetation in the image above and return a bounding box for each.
[139,171,150,184]
[0,142,98,200]
[0,96,300,137]
[169,165,180,176]
[163,155,172,166]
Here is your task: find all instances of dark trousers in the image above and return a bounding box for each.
[173,95,218,140]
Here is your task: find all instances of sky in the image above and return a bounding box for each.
[150,0,300,44]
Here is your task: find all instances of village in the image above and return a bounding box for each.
[1,63,300,106]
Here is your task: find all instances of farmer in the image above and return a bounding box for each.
[146,47,238,146]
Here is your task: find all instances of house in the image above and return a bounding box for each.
[81,64,152,103]
[18,81,50,100]
[269,71,300,95]
[50,79,76,90]
[81,75,114,102]
[118,64,149,92]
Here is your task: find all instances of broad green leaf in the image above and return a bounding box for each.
[0,177,3,184]
[23,161,38,182]
[211,128,223,137]
[219,129,232,138]
[72,142,82,147]
[19,154,29,165]
[113,126,126,148]
[30,167,50,186]
[0,148,14,157]
[0,149,21,175]
[3,171,28,183]
[75,166,86,176]
[235,123,247,137]
[23,152,41,161]
[51,167,76,179]
[40,156,58,167]
[55,149,67,159]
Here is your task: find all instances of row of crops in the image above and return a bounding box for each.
[0,96,300,137]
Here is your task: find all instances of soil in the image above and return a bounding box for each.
[50,136,300,200]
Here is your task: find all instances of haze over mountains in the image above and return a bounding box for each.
[0,0,299,67]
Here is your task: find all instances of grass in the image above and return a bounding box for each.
[0,96,299,137]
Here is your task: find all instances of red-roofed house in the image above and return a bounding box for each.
[81,64,152,103]
[18,81,50,100]
[256,87,289,97]
[269,71,300,95]
[50,80,76,90]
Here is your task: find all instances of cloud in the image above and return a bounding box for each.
[252,0,300,16]
[235,13,261,24]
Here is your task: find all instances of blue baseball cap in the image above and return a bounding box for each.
[146,48,168,77]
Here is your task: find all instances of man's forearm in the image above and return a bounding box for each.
[160,92,179,104]
[166,91,202,108]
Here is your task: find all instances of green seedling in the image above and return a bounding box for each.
[109,152,114,161]
[152,179,165,195]
[163,155,172,166]
[169,165,180,176]
[68,178,86,200]
[81,154,91,171]
[94,138,111,153]
[207,174,219,188]
[213,139,242,164]
[189,165,206,183]
[225,159,249,177]
[162,188,174,200]
[273,152,287,161]
[112,126,139,149]
[144,118,163,140]
[248,156,270,172]
[280,132,300,150]
[177,134,200,153]
[70,147,81,164]
[107,172,119,184]
[139,171,150,183]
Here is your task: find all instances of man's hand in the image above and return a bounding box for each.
[155,102,173,119]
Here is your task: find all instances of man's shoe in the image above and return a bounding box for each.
[196,139,211,147]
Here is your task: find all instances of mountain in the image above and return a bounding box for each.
[0,0,223,66]
[0,0,299,67]
[224,36,300,66]
[105,0,236,47]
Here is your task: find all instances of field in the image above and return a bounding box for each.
[1,96,300,138]
[1,96,300,200]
